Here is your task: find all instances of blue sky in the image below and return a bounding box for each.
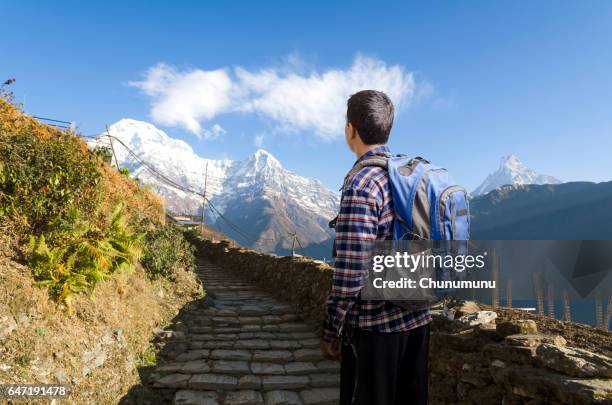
[2,1,612,191]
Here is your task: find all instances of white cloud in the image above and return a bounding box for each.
[129,63,234,139]
[254,133,265,148]
[130,55,418,140]
[203,124,226,140]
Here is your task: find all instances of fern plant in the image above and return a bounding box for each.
[28,205,143,313]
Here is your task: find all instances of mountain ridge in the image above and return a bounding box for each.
[470,180,612,239]
[89,119,339,255]
[472,154,561,196]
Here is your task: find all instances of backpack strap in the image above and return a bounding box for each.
[342,152,390,191]
[329,152,390,231]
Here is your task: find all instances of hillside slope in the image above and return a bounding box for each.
[0,97,202,403]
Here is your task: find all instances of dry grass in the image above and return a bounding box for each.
[0,255,202,404]
[0,98,199,403]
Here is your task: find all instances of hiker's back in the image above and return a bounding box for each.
[341,164,394,241]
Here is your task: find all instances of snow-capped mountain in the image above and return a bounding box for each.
[89,119,339,256]
[472,155,561,196]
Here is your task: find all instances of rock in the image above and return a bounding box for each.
[435,333,481,352]
[81,345,107,377]
[191,334,214,341]
[278,323,309,332]
[53,370,68,383]
[290,332,316,339]
[457,311,497,327]
[496,320,538,337]
[298,339,320,349]
[239,317,261,325]
[280,314,299,322]
[262,375,310,390]
[153,373,191,388]
[225,390,264,405]
[174,390,219,405]
[315,361,340,373]
[163,341,189,359]
[253,350,293,363]
[300,388,340,405]
[264,390,303,405]
[100,333,114,345]
[218,309,238,317]
[189,373,238,390]
[176,349,210,362]
[455,301,481,317]
[172,331,187,340]
[113,328,123,340]
[175,323,189,333]
[263,315,282,324]
[234,339,270,350]
[211,360,250,375]
[157,362,184,372]
[239,305,267,316]
[181,359,211,373]
[238,375,261,389]
[201,341,234,349]
[251,362,285,375]
[505,334,566,348]
[309,374,340,388]
[270,340,301,350]
[536,344,612,378]
[191,326,213,334]
[284,362,318,375]
[475,322,500,340]
[0,315,17,341]
[483,343,537,366]
[490,364,612,404]
[15,312,29,325]
[210,349,251,361]
[293,349,323,362]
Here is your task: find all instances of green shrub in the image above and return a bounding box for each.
[1,98,194,311]
[93,145,113,165]
[28,206,142,313]
[140,221,195,280]
[0,129,101,240]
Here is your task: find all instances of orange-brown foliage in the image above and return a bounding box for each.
[0,98,165,228]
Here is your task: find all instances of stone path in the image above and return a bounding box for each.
[151,260,341,405]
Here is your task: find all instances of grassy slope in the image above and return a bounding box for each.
[0,99,203,403]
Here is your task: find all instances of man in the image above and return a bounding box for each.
[320,90,431,405]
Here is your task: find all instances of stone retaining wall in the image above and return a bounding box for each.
[192,237,612,404]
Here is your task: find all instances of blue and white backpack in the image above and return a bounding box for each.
[334,153,471,310]
[341,153,470,241]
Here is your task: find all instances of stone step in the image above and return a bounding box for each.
[151,259,340,403]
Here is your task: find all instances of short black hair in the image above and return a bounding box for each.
[346,90,395,145]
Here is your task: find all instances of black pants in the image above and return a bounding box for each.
[340,324,430,405]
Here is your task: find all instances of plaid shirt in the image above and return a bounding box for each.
[322,146,431,342]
